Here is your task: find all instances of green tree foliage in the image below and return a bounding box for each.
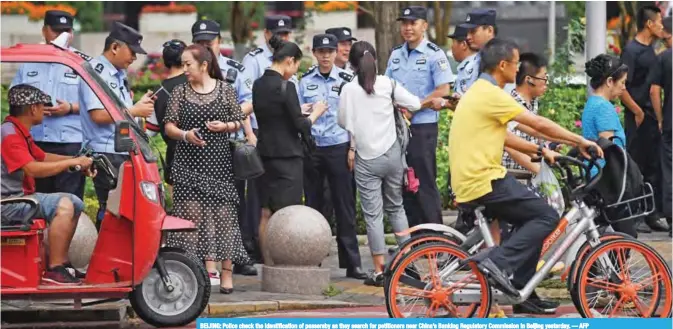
[61,1,104,32]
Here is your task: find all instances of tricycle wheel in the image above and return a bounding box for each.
[130,250,210,327]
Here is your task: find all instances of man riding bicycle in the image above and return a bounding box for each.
[448,39,603,313]
[1,84,95,285]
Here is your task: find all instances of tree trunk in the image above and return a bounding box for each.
[230,1,257,60]
[371,2,404,73]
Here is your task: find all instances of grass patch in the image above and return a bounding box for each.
[322,284,342,297]
[538,278,566,289]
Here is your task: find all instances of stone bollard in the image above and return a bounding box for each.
[44,213,98,272]
[262,205,332,295]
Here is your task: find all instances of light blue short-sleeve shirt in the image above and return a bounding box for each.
[298,65,353,147]
[384,38,454,125]
[78,55,132,154]
[10,48,83,143]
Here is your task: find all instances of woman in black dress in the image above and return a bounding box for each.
[163,44,247,294]
[253,35,327,265]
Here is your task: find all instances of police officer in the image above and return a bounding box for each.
[242,15,301,101]
[299,34,366,279]
[10,10,86,200]
[79,22,155,231]
[385,6,454,228]
[455,9,498,92]
[447,25,478,96]
[325,27,357,73]
[191,19,259,276]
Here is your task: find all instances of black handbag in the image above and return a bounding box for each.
[229,135,265,180]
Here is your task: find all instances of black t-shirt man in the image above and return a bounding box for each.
[648,48,672,133]
[152,74,188,184]
[621,40,659,117]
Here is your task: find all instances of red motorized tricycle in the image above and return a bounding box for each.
[1,38,210,328]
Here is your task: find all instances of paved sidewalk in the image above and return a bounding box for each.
[2,215,670,324]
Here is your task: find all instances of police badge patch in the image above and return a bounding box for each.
[95,63,104,74]
[438,59,449,71]
[245,79,253,90]
[307,84,318,90]
[27,71,38,77]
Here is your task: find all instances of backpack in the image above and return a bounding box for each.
[594,136,645,206]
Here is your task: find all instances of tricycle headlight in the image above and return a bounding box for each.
[140,181,158,203]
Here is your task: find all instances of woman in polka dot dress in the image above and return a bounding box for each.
[163,44,248,294]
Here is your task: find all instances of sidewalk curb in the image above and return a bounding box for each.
[205,300,375,317]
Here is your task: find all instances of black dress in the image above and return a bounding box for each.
[163,80,249,264]
[252,70,313,212]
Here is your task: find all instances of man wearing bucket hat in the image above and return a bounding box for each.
[78,21,155,232]
[385,6,454,231]
[1,84,95,285]
[298,34,366,280]
[10,10,86,201]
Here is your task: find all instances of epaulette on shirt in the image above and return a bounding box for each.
[427,42,440,52]
[302,65,317,79]
[227,59,245,72]
[392,44,404,51]
[339,71,354,82]
[248,48,264,56]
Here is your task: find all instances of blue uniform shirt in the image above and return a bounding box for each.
[453,52,479,96]
[385,38,454,124]
[218,54,253,139]
[79,55,132,154]
[11,50,83,143]
[456,51,515,95]
[299,65,353,147]
[242,42,300,129]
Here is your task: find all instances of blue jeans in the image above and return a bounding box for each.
[1,193,84,225]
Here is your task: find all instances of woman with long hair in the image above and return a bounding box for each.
[253,35,328,266]
[163,43,248,294]
[337,41,443,286]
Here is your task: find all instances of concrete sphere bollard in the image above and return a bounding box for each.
[44,213,98,271]
[265,205,332,266]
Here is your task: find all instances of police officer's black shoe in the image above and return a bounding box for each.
[636,221,653,233]
[346,267,367,280]
[234,263,258,276]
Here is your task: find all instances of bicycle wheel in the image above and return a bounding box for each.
[386,242,492,318]
[384,231,462,296]
[575,239,672,318]
[566,231,634,311]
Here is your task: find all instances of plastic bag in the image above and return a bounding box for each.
[531,160,565,216]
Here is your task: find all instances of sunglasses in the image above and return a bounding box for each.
[163,40,185,49]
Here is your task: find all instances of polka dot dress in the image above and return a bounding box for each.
[163,80,249,264]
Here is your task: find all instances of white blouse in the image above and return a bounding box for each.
[338,75,421,160]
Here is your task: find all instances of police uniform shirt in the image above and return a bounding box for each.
[78,55,132,154]
[453,52,478,96]
[218,54,253,139]
[385,38,454,124]
[298,65,352,147]
[10,48,82,143]
[242,41,301,130]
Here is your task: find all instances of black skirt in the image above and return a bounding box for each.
[257,156,304,212]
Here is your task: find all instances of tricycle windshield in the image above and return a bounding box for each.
[82,62,157,163]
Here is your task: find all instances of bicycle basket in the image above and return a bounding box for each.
[592,137,656,223]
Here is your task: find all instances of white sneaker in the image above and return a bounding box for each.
[209,271,220,286]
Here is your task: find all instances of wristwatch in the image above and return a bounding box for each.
[537,143,544,157]
[67,102,73,115]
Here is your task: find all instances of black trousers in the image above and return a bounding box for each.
[661,130,672,220]
[35,142,85,200]
[474,175,560,288]
[93,153,129,232]
[403,123,443,226]
[304,142,361,269]
[238,129,261,257]
[626,114,663,218]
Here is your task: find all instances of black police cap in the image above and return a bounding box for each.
[265,15,292,33]
[312,34,338,50]
[192,19,221,42]
[109,21,147,55]
[459,9,497,29]
[397,6,427,21]
[44,10,73,30]
[447,25,469,40]
[325,27,357,42]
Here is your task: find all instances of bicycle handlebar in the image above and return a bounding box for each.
[552,146,603,197]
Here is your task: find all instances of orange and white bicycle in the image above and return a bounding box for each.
[384,147,672,318]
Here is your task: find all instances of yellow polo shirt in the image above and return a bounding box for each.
[448,77,525,203]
